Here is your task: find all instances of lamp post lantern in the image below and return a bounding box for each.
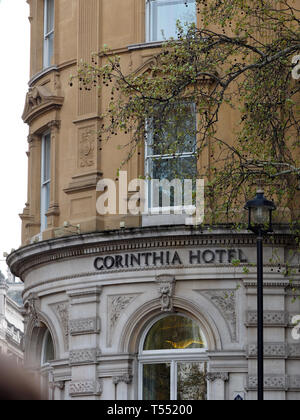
[244,189,276,401]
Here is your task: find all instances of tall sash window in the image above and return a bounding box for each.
[43,0,54,68]
[41,133,51,231]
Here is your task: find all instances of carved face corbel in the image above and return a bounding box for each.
[155,275,176,312]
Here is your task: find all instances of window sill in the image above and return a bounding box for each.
[127,41,163,51]
[142,209,196,227]
[29,65,58,87]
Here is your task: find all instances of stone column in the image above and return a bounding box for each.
[112,374,133,400]
[207,372,229,400]
[68,286,102,400]
[46,120,61,229]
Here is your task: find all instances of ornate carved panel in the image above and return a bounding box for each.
[248,343,287,359]
[246,311,288,327]
[107,294,139,346]
[52,302,69,351]
[202,290,237,342]
[69,348,101,366]
[69,379,103,397]
[247,375,288,390]
[69,317,101,336]
[78,126,96,169]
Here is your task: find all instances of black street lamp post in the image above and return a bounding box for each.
[244,190,276,401]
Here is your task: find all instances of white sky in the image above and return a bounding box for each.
[0,0,30,276]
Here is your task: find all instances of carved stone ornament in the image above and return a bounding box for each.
[246,311,287,327]
[112,374,133,385]
[54,302,69,350]
[69,317,101,336]
[24,294,42,328]
[22,85,64,125]
[79,126,95,168]
[289,376,300,390]
[206,372,229,382]
[49,381,65,391]
[156,275,176,312]
[203,290,237,342]
[69,348,101,366]
[69,380,103,397]
[247,375,288,390]
[248,343,287,359]
[108,294,138,346]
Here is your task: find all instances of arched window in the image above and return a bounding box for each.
[146,0,197,42]
[41,329,54,366]
[139,314,208,400]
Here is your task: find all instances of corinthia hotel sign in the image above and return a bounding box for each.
[94,248,248,271]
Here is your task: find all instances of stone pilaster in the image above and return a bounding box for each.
[67,286,102,400]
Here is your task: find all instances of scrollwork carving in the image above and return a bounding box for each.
[24,293,42,328]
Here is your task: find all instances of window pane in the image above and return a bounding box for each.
[143,363,170,400]
[45,0,54,34]
[43,134,51,182]
[149,0,196,41]
[151,156,197,181]
[44,0,54,67]
[148,103,197,156]
[144,315,206,350]
[150,157,197,207]
[42,331,54,364]
[177,362,207,400]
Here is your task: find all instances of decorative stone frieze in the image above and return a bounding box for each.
[289,376,300,390]
[155,275,176,312]
[288,344,300,359]
[69,317,101,336]
[248,375,300,391]
[69,348,101,366]
[247,375,288,391]
[69,380,103,397]
[246,311,288,327]
[247,343,287,359]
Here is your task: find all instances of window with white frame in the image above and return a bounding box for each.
[43,0,54,68]
[146,0,197,42]
[145,102,197,213]
[41,133,51,232]
[139,314,208,400]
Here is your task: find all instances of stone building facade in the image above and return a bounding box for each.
[0,272,24,365]
[7,0,300,400]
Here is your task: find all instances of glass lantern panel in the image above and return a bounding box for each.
[253,206,270,225]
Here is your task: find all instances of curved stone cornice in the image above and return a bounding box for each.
[7,226,297,279]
